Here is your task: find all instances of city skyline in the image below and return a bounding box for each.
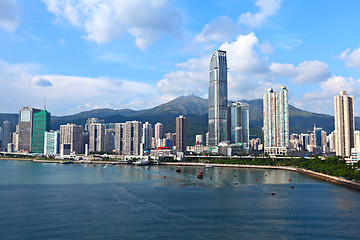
[1,1,360,115]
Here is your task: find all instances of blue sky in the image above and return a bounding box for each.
[1,0,360,116]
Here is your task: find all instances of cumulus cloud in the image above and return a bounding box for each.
[270,60,331,84]
[0,0,21,32]
[338,47,360,70]
[42,0,183,49]
[194,16,239,43]
[239,0,282,28]
[0,60,158,115]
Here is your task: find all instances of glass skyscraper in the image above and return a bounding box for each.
[31,110,51,153]
[208,50,228,146]
[229,102,250,148]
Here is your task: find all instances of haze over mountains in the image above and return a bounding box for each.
[1,94,358,145]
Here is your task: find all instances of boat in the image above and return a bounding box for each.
[205,164,214,169]
[197,170,203,178]
[60,160,73,164]
[134,159,149,166]
[176,166,181,173]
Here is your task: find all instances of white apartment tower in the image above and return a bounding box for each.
[334,91,355,157]
[89,123,106,153]
[263,86,289,155]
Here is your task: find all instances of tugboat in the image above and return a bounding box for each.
[176,166,181,173]
[197,169,203,178]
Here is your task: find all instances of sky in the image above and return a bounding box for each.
[1,0,360,116]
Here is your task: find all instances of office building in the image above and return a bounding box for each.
[89,123,106,153]
[229,102,250,149]
[334,91,355,156]
[31,110,51,153]
[263,86,289,155]
[176,115,186,152]
[60,124,83,154]
[313,125,322,147]
[2,120,11,151]
[44,130,60,155]
[18,107,42,152]
[208,50,228,146]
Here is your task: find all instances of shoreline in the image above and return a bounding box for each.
[161,162,360,192]
[1,158,360,191]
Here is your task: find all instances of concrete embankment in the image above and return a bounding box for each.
[161,162,360,191]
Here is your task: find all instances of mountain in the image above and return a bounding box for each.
[1,94,359,145]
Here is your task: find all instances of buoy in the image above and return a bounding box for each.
[250,171,252,174]
[187,171,189,173]
[171,168,173,170]
[291,186,294,189]
[265,175,267,177]
[233,169,235,171]
[158,172,160,173]
[288,179,292,182]
[219,172,221,174]
[233,175,236,177]
[235,183,238,185]
[147,168,149,170]
[256,180,258,182]
[209,177,212,179]
[163,176,166,178]
[271,193,275,195]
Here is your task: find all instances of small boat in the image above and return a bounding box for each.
[205,164,214,169]
[60,160,73,164]
[197,170,203,178]
[176,166,181,173]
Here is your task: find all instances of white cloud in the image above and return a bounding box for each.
[338,47,360,70]
[194,16,239,43]
[0,0,21,32]
[238,0,282,28]
[270,60,331,84]
[42,0,183,49]
[0,60,158,115]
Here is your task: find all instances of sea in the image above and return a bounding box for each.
[0,160,359,240]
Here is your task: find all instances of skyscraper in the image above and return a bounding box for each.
[229,102,250,149]
[89,123,106,153]
[263,86,289,155]
[44,130,60,155]
[313,125,323,147]
[31,110,51,153]
[2,120,11,151]
[208,50,228,146]
[60,124,83,154]
[176,115,186,152]
[124,121,142,155]
[18,107,42,152]
[142,122,153,151]
[115,123,125,154]
[334,91,355,156]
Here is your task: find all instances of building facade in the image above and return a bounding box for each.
[2,120,11,151]
[124,121,142,155]
[176,115,186,152]
[115,123,125,154]
[44,130,60,155]
[334,91,355,156]
[60,124,83,154]
[263,87,289,155]
[31,110,51,153]
[208,50,228,146]
[229,102,250,149]
[18,107,42,152]
[89,123,106,153]
[142,122,153,151]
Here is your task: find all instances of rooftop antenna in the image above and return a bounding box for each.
[44,97,46,110]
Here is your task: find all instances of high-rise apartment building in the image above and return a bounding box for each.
[115,123,125,154]
[2,120,11,151]
[263,86,289,155]
[31,110,51,153]
[176,115,186,152]
[124,121,142,155]
[60,124,83,154]
[334,91,355,156]
[313,125,323,147]
[44,130,60,155]
[229,102,250,149]
[18,107,42,152]
[142,122,153,151]
[208,50,228,146]
[105,129,115,153]
[89,123,106,153]
[154,122,163,147]
[195,135,203,146]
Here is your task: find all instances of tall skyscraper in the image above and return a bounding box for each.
[229,102,250,149]
[2,120,11,151]
[31,110,51,153]
[60,124,83,154]
[44,130,60,155]
[115,123,125,154]
[176,115,186,152]
[263,86,289,155]
[208,50,228,146]
[89,123,106,153]
[124,121,142,155]
[142,122,153,151]
[18,107,42,152]
[313,125,323,147]
[334,91,355,156]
